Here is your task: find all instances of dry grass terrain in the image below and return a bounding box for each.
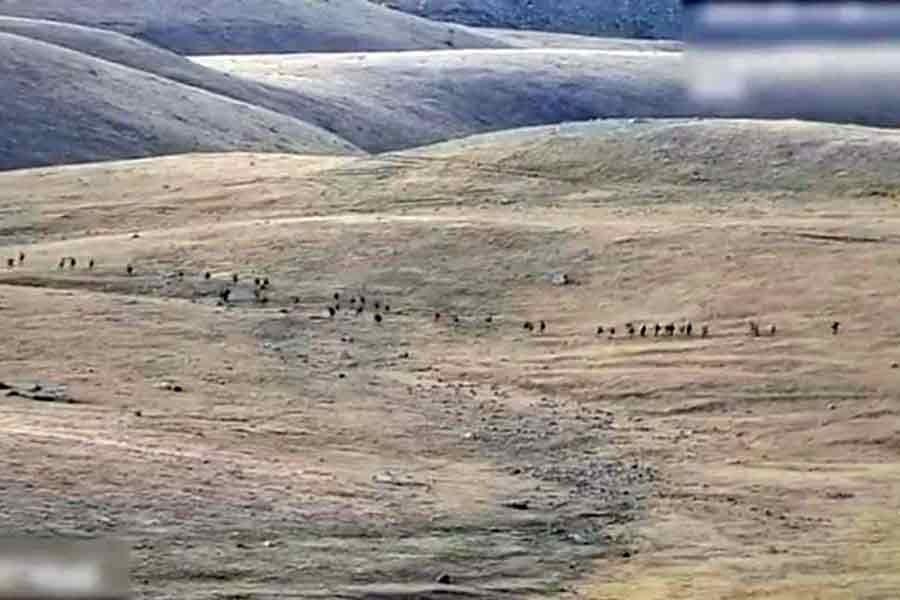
[0,0,506,54]
[0,31,361,171]
[195,48,686,152]
[2,118,900,598]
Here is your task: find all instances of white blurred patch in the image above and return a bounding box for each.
[0,538,128,600]
[682,2,900,123]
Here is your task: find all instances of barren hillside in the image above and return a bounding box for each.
[376,0,681,39]
[0,0,507,54]
[196,48,688,152]
[0,17,367,140]
[0,32,361,171]
[408,117,900,193]
[2,119,900,597]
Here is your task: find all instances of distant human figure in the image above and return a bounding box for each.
[328,306,336,317]
[686,322,693,336]
[334,292,340,302]
[374,301,381,310]
[453,315,460,324]
[204,271,211,280]
[126,264,134,276]
[524,321,534,331]
[69,257,77,269]
[58,258,65,270]
[435,312,441,322]
[232,273,239,284]
[678,322,686,335]
[701,324,709,338]
[485,315,493,323]
[539,320,546,333]
[654,323,661,337]
[748,321,760,337]
[384,304,391,313]
[254,277,261,287]
[177,271,184,279]
[640,324,647,337]
[17,251,24,265]
[596,325,604,335]
[608,326,616,339]
[374,313,383,324]
[88,258,95,270]
[831,321,840,335]
[665,323,675,336]
[627,323,635,338]
[6,258,13,269]
[769,324,777,336]
[220,288,231,302]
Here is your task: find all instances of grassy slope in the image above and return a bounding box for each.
[2,120,899,596]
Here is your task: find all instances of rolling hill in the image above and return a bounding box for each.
[2,117,900,597]
[0,32,361,171]
[0,17,362,141]
[376,0,682,39]
[196,48,688,152]
[0,0,508,54]
[403,117,900,193]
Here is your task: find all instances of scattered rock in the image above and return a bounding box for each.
[155,381,184,393]
[824,489,855,500]
[4,381,74,403]
[502,499,530,510]
[551,272,573,286]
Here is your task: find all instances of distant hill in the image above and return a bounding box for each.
[197,48,688,153]
[0,17,358,141]
[408,117,900,193]
[373,0,682,39]
[0,32,361,171]
[0,0,508,54]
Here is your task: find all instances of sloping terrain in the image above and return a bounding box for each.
[2,119,900,598]
[0,0,507,54]
[406,117,900,193]
[376,0,681,39]
[0,32,361,171]
[0,16,690,167]
[478,27,683,50]
[196,49,688,152]
[0,16,367,142]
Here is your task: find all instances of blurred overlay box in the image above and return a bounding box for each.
[0,538,128,600]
